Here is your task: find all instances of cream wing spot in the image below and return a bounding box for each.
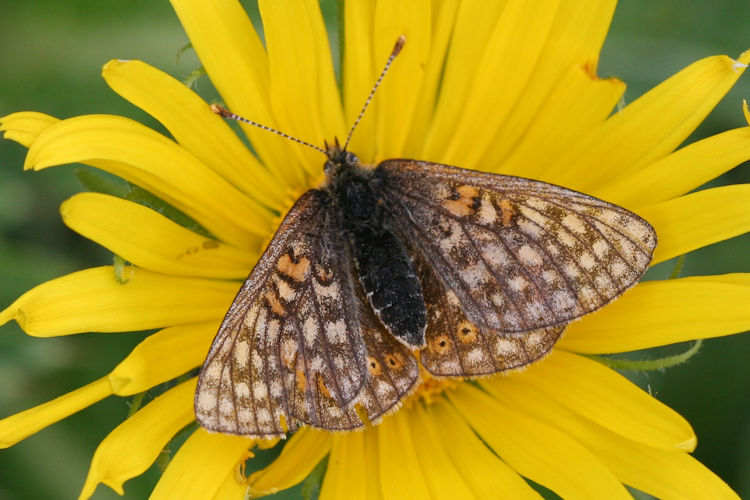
[518,245,543,266]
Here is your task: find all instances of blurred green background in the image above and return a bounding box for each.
[0,1,749,498]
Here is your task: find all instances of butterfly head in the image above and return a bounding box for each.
[323,137,361,176]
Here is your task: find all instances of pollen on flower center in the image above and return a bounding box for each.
[404,367,461,408]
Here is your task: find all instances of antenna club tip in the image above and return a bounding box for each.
[393,35,406,55]
[210,104,231,118]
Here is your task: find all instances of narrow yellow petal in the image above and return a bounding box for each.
[24,114,268,248]
[377,410,432,500]
[79,379,196,500]
[0,266,235,337]
[639,184,750,265]
[341,0,376,162]
[320,432,379,500]
[0,378,111,448]
[449,385,631,499]
[0,111,59,147]
[489,376,740,499]
[248,427,331,495]
[420,1,513,162]
[501,65,625,178]
[211,469,247,500]
[371,0,432,159]
[544,50,750,191]
[108,322,217,396]
[408,404,476,499]
[484,350,696,451]
[481,0,619,167]
[102,59,285,212]
[260,0,346,180]
[61,193,255,280]
[151,427,252,500]
[401,0,461,159]
[425,0,560,168]
[558,274,750,353]
[430,400,542,499]
[593,127,750,208]
[169,0,298,189]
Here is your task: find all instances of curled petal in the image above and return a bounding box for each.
[0,266,236,336]
[79,379,197,500]
[0,111,59,146]
[0,378,111,448]
[61,193,255,280]
[151,427,253,500]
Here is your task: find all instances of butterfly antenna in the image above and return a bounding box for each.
[342,35,406,152]
[210,104,328,156]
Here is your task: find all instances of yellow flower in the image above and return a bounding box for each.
[2,0,750,498]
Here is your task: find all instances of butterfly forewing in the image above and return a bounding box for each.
[195,190,369,437]
[376,159,657,333]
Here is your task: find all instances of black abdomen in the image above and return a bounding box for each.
[337,178,426,347]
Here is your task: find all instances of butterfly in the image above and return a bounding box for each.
[194,36,657,438]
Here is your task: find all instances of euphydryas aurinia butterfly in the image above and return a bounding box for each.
[195,36,657,438]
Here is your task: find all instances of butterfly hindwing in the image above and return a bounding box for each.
[195,190,368,437]
[415,248,564,377]
[377,159,657,334]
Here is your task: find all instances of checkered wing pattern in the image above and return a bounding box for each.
[377,160,657,334]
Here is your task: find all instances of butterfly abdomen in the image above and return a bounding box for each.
[334,174,427,348]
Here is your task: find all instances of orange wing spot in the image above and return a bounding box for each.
[277,254,311,282]
[430,334,453,354]
[457,321,478,343]
[295,369,308,392]
[444,185,481,217]
[315,264,334,282]
[367,356,382,376]
[264,290,286,316]
[498,198,516,228]
[384,353,404,370]
[316,373,332,399]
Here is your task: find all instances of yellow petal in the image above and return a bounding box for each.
[248,427,331,495]
[377,409,432,500]
[108,322,217,396]
[481,0,619,167]
[260,0,346,180]
[558,274,750,353]
[594,127,750,208]
[401,0,461,159]
[501,64,625,178]
[151,427,252,500]
[0,378,111,448]
[79,379,197,500]
[169,0,297,189]
[425,0,560,168]
[0,266,235,336]
[371,0,432,159]
[341,0,376,162]
[408,404,477,499]
[639,184,750,265]
[24,114,268,248]
[488,375,740,500]
[449,384,631,499]
[211,468,247,500]
[102,59,285,212]
[430,400,542,500]
[545,50,750,191]
[320,431,381,500]
[484,350,696,451]
[0,111,59,146]
[61,192,255,280]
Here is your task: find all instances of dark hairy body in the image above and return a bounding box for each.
[321,148,427,348]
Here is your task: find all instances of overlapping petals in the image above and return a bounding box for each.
[1,0,748,499]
